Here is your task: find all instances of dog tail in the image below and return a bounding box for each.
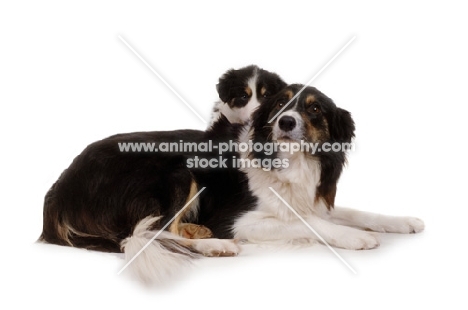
[120,216,201,284]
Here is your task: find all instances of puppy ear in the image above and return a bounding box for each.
[216,81,230,103]
[216,70,234,103]
[259,73,287,98]
[329,108,355,143]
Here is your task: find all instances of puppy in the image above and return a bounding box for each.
[210,65,286,125]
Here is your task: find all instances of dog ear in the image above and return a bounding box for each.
[259,73,287,99]
[216,70,234,103]
[329,108,355,143]
[216,81,230,103]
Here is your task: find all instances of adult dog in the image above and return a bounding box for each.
[233,84,424,250]
[39,65,286,281]
[40,78,424,284]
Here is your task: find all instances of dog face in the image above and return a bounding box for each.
[249,84,355,208]
[253,84,355,149]
[212,65,286,125]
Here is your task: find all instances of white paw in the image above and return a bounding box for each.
[328,229,380,250]
[290,238,317,246]
[399,217,425,234]
[374,216,425,234]
[194,239,241,257]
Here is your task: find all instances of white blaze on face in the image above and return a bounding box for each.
[272,109,304,141]
[238,76,260,123]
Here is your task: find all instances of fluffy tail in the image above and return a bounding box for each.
[120,216,201,284]
[121,216,241,284]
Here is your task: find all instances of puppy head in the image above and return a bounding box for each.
[215,65,286,124]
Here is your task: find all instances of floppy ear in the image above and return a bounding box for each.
[259,73,287,98]
[329,108,355,143]
[216,70,235,103]
[216,81,230,103]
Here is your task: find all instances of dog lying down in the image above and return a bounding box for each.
[40,67,424,284]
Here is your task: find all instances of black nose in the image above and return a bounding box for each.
[278,116,296,132]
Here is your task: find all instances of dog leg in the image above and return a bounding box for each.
[182,238,240,257]
[307,216,381,250]
[177,223,213,239]
[233,211,380,250]
[328,207,425,234]
[233,211,315,243]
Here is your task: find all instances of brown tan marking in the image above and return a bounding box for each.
[168,181,214,239]
[284,89,294,100]
[169,180,199,235]
[245,86,252,97]
[178,223,213,239]
[305,94,316,106]
[260,86,267,96]
[301,113,330,142]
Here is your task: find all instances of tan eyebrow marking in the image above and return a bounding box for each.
[284,89,294,100]
[306,95,316,105]
[245,86,252,97]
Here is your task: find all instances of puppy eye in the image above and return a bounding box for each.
[263,92,271,98]
[277,101,285,108]
[241,94,248,100]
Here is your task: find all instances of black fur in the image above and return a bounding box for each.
[40,66,286,253]
[250,84,355,208]
[40,117,257,252]
[216,65,286,107]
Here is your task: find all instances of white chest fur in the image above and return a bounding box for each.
[245,153,326,221]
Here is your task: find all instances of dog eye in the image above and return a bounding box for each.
[241,94,248,100]
[312,106,321,113]
[263,92,271,98]
[277,101,284,108]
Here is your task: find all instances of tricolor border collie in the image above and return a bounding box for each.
[40,68,424,284]
[40,65,286,278]
[234,84,424,249]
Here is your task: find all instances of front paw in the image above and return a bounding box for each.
[194,239,241,257]
[328,229,380,250]
[396,217,424,234]
[379,216,425,234]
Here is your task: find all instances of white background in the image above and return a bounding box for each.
[1,1,467,309]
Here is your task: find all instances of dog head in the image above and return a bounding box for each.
[253,84,355,146]
[211,65,286,125]
[250,84,355,208]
